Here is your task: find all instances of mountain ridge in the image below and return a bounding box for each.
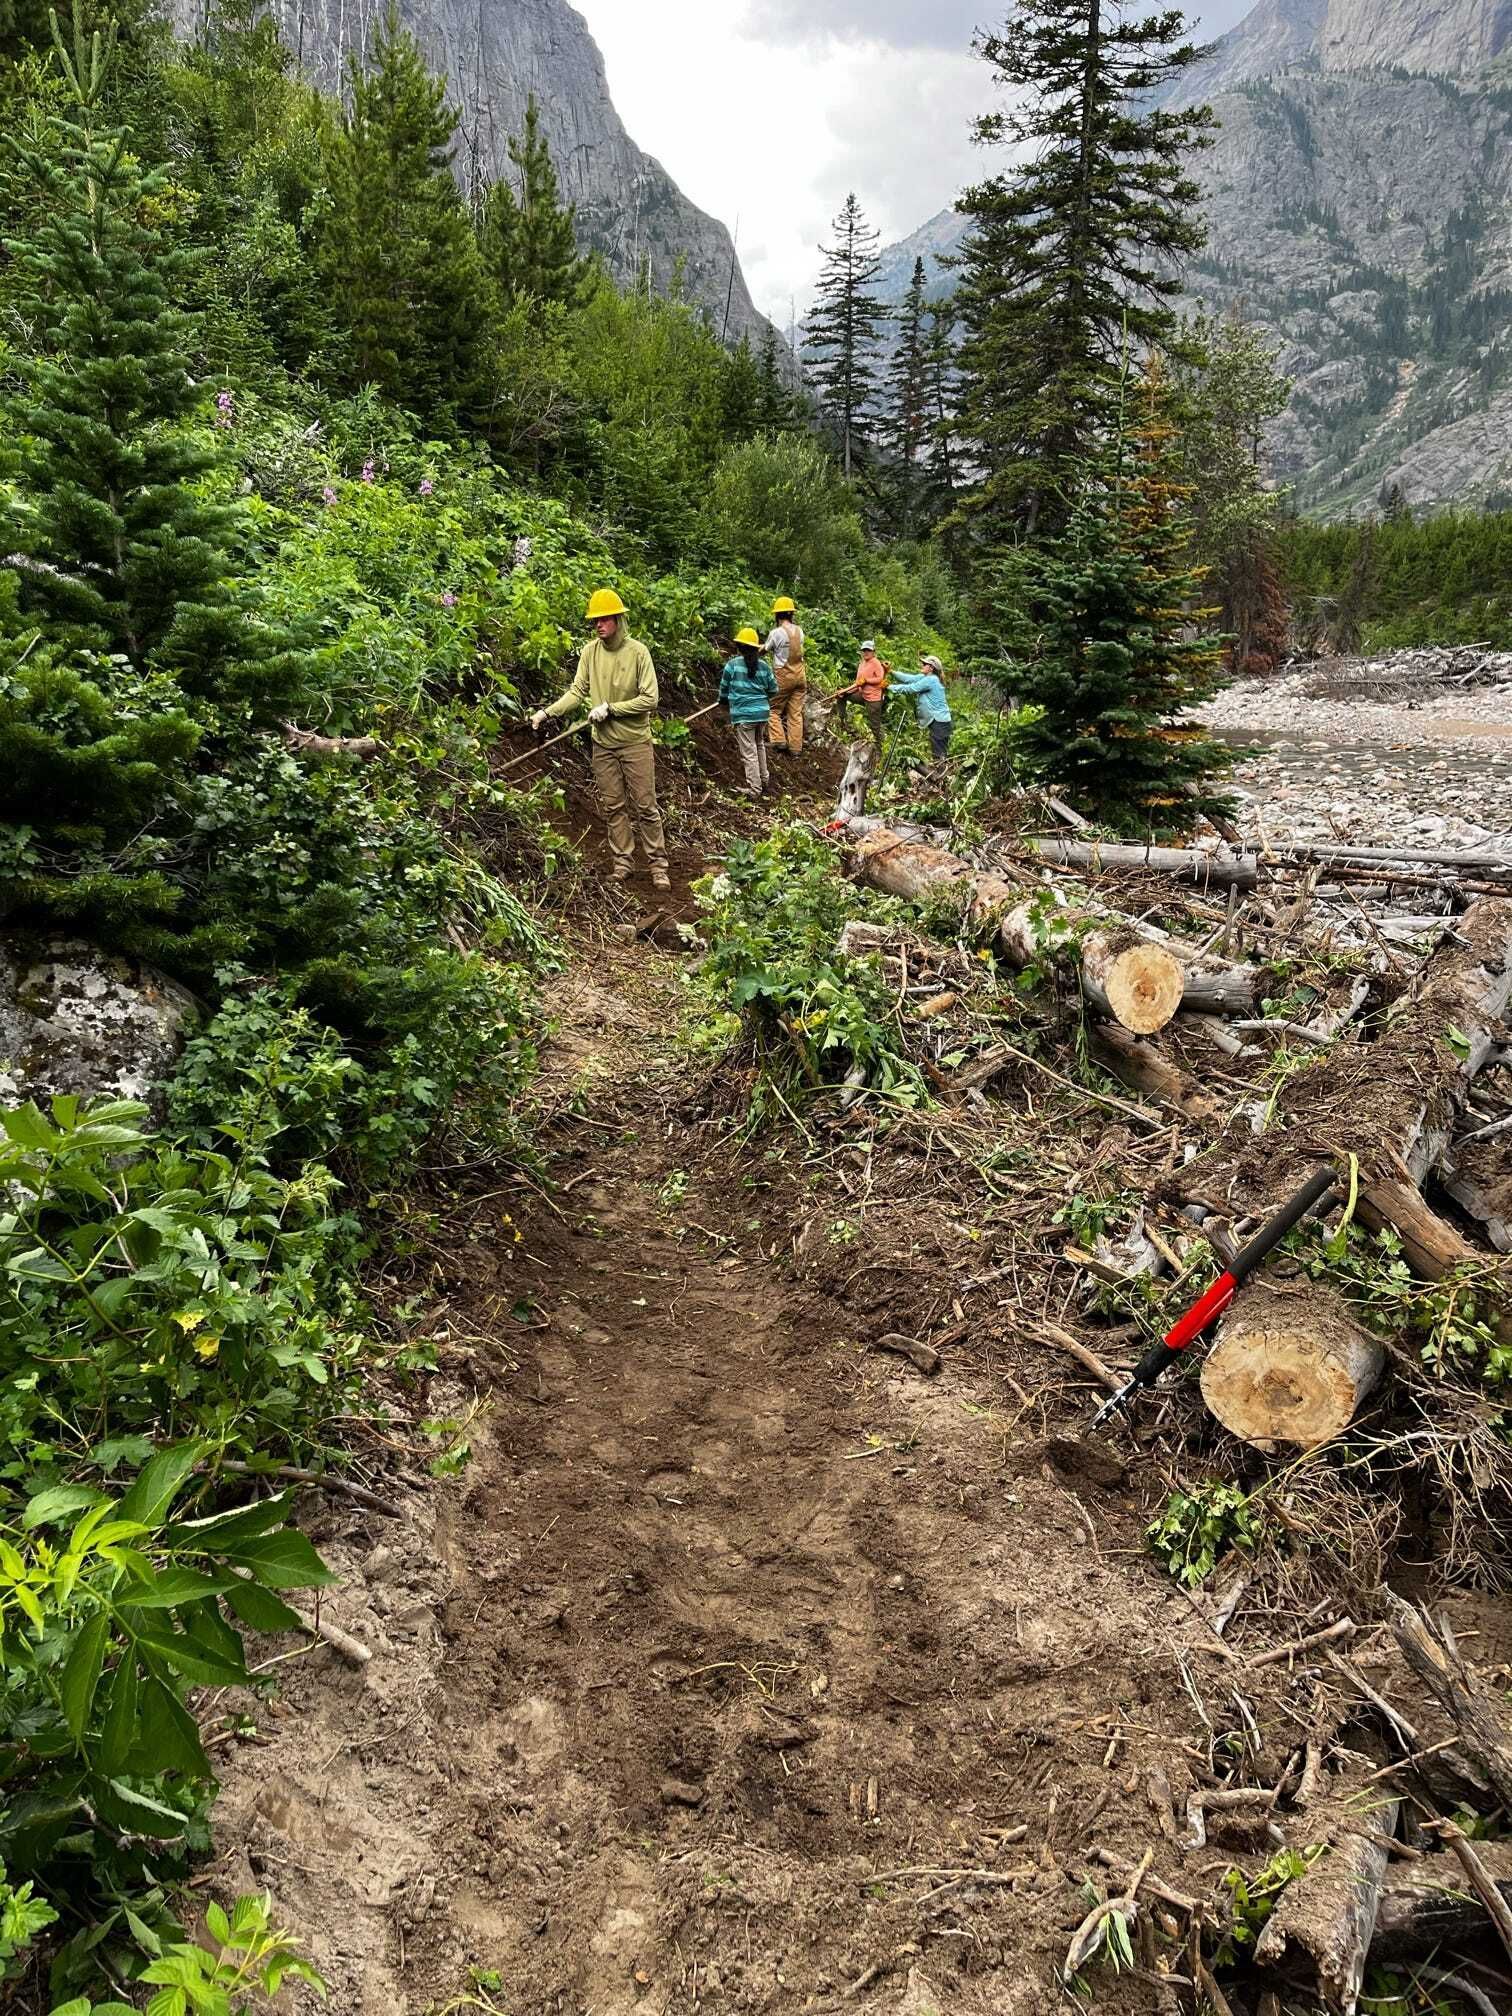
[160,0,776,350]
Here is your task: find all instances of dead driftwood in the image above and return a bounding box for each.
[1026,835,1259,892]
[1254,1755,1398,2012]
[836,741,876,818]
[852,829,1260,1036]
[1200,1282,1385,1449]
[1386,1599,1512,1809]
[1370,1842,1512,1958]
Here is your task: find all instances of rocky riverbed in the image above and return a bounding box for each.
[1200,659,1512,855]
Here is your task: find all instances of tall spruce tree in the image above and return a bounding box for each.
[804,192,889,478]
[479,93,589,308]
[954,2,1214,541]
[889,256,931,534]
[756,323,796,433]
[924,302,958,505]
[1008,360,1233,830]
[320,3,489,417]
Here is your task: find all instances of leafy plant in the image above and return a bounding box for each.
[1146,1481,1269,1588]
[0,1440,330,1980]
[51,1890,325,2014]
[1302,1221,1512,1397]
[1212,1846,1326,1968]
[692,826,924,1109]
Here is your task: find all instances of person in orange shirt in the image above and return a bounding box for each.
[833,640,890,749]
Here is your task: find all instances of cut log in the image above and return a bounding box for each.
[997,903,1185,1036]
[1200,1282,1385,1449]
[837,740,876,817]
[283,722,380,760]
[1091,1024,1225,1124]
[1027,836,1259,892]
[853,828,1253,1036]
[1385,1599,1512,1810]
[1370,1844,1512,1960]
[1254,1757,1399,2012]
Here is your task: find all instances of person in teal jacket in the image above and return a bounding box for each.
[719,627,779,795]
[888,653,954,760]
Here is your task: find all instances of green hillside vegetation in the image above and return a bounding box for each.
[0,3,963,1995]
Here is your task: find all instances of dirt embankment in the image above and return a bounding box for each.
[203,729,1511,2016]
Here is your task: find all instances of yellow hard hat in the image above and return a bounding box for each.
[585,587,628,621]
[771,595,796,615]
[733,626,760,648]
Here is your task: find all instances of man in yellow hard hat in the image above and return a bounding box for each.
[530,589,670,889]
[763,595,808,757]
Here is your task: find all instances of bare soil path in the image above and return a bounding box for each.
[206,736,1504,2016]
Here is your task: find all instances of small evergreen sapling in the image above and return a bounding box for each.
[1007,361,1235,831]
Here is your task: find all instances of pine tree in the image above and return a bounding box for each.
[888,256,930,534]
[320,2,490,418]
[804,192,889,478]
[1008,360,1234,831]
[756,323,796,433]
[954,2,1214,542]
[479,93,589,309]
[718,333,763,440]
[924,302,958,504]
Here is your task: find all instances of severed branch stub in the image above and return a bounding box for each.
[283,721,380,761]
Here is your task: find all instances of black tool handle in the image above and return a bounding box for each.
[1229,1167,1338,1286]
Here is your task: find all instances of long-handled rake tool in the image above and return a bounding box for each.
[1091,1166,1338,1428]
[498,701,722,776]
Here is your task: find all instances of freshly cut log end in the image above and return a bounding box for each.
[1084,934,1184,1036]
[1201,1284,1384,1449]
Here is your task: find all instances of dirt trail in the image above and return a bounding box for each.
[207,764,1384,2015]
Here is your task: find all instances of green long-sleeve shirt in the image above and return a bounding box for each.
[544,627,659,747]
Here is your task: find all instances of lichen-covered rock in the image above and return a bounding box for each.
[0,938,199,1113]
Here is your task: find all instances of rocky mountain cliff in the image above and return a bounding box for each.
[879,0,1512,515]
[164,0,773,349]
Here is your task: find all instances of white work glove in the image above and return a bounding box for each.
[588,703,611,724]
[528,709,548,733]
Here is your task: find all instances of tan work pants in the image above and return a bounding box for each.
[591,741,667,872]
[768,679,807,754]
[733,723,770,794]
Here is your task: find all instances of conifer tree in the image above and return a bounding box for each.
[320,3,490,417]
[924,302,958,504]
[1008,360,1233,830]
[755,323,796,433]
[954,2,1214,541]
[889,256,930,534]
[804,192,889,478]
[479,93,589,308]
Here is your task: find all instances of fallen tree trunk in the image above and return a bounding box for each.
[1370,1843,1512,1960]
[854,828,1260,1035]
[1441,1133,1512,1254]
[1200,1282,1385,1449]
[1026,836,1259,892]
[1255,1760,1398,2012]
[1386,1599,1512,1810]
[1090,1024,1224,1124]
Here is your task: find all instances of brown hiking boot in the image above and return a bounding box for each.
[609,863,631,883]
[651,867,671,891]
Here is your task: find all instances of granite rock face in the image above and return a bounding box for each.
[0,939,199,1113]
[162,0,775,349]
[882,0,1512,514]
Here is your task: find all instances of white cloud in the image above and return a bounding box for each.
[572,2,1262,320]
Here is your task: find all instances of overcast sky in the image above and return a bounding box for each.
[575,2,1255,325]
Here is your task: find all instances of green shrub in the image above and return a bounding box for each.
[0,1098,360,1485]
[1146,1481,1267,1588]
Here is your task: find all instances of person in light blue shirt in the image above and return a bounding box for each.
[888,653,953,760]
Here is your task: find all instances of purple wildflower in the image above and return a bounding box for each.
[419,478,434,498]
[215,389,234,430]
[440,591,458,609]
[322,485,338,507]
[361,458,376,484]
